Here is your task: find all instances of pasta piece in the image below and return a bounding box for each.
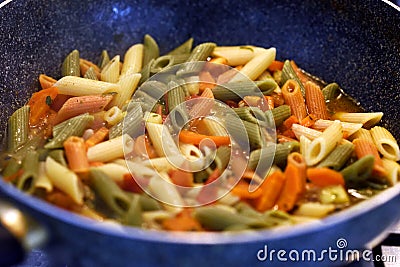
[141,157,178,172]
[167,80,186,112]
[85,127,109,147]
[167,37,193,55]
[121,43,144,75]
[231,47,276,81]
[144,112,162,124]
[110,72,141,108]
[280,60,306,96]
[109,101,143,139]
[331,112,383,129]
[89,168,131,215]
[267,105,291,127]
[139,80,168,99]
[48,149,67,166]
[104,106,124,126]
[45,157,84,205]
[381,159,400,186]
[305,120,343,166]
[46,114,94,149]
[321,83,340,101]
[341,155,375,187]
[100,55,120,83]
[121,194,143,226]
[292,123,322,141]
[150,54,190,74]
[349,128,374,143]
[7,105,29,152]
[281,79,307,121]
[61,49,80,77]
[35,162,53,192]
[99,50,110,69]
[80,58,101,80]
[370,126,400,161]
[305,81,329,120]
[139,58,154,85]
[54,76,120,96]
[39,74,57,89]
[148,173,184,212]
[317,142,355,170]
[92,163,129,183]
[64,136,90,173]
[233,107,268,127]
[87,134,134,162]
[179,143,203,161]
[177,42,217,77]
[294,203,335,218]
[83,67,99,80]
[211,46,256,66]
[202,118,228,136]
[143,34,160,67]
[299,135,311,157]
[54,94,113,124]
[313,119,363,138]
[17,150,39,193]
[169,106,189,130]
[353,138,387,178]
[146,122,180,158]
[211,81,258,101]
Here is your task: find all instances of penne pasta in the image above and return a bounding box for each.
[87,134,134,162]
[292,123,322,141]
[62,49,80,77]
[7,105,29,152]
[110,72,141,108]
[332,112,383,129]
[143,34,160,67]
[349,128,374,143]
[211,46,256,66]
[281,79,307,121]
[370,126,400,161]
[381,159,400,186]
[64,136,90,173]
[353,138,387,178]
[35,162,53,192]
[100,55,120,83]
[54,76,120,96]
[305,120,343,166]
[305,81,329,120]
[313,119,363,138]
[45,156,84,205]
[121,43,144,75]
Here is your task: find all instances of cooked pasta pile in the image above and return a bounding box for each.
[2,35,400,232]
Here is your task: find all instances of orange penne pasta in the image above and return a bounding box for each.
[305,81,329,120]
[80,58,101,79]
[281,79,307,121]
[64,136,90,173]
[54,94,113,124]
[276,152,307,211]
[290,60,310,86]
[39,74,57,89]
[85,127,109,148]
[353,138,387,178]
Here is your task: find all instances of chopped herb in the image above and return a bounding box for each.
[45,95,52,106]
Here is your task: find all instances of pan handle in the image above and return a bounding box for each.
[0,200,48,266]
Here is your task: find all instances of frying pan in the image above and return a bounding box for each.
[0,0,399,266]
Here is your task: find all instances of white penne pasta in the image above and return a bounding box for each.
[45,157,83,205]
[300,135,311,156]
[314,119,363,138]
[231,47,276,81]
[381,159,400,186]
[370,126,400,161]
[144,111,162,124]
[305,120,343,166]
[216,190,240,206]
[35,162,53,192]
[142,210,175,224]
[294,203,335,218]
[87,134,134,162]
[100,55,120,83]
[111,72,141,108]
[126,160,159,179]
[145,122,180,158]
[148,173,184,212]
[103,106,124,126]
[349,128,374,143]
[54,76,120,96]
[332,112,383,128]
[184,76,200,95]
[202,117,228,136]
[121,43,144,75]
[211,46,255,66]
[92,163,130,183]
[292,123,322,141]
[141,157,178,172]
[179,143,203,161]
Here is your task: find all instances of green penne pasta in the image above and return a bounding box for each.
[169,106,189,130]
[138,194,161,211]
[265,105,291,127]
[83,66,99,80]
[167,37,194,55]
[62,49,80,77]
[317,142,355,170]
[99,50,110,69]
[140,80,168,99]
[227,118,262,150]
[248,144,276,173]
[209,146,231,172]
[151,54,191,74]
[177,42,216,77]
[7,105,30,152]
[48,149,67,167]
[212,81,259,101]
[280,60,305,96]
[167,80,186,112]
[322,82,340,101]
[90,168,131,215]
[109,101,143,139]
[2,157,21,179]
[139,58,154,85]
[233,107,269,127]
[143,34,160,67]
[256,78,278,95]
[45,113,94,149]
[341,155,375,188]
[122,194,143,226]
[16,150,39,192]
[274,141,300,168]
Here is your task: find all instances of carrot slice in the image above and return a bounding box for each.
[28,87,59,126]
[231,180,263,199]
[268,60,284,72]
[252,170,286,212]
[307,167,345,187]
[162,209,202,231]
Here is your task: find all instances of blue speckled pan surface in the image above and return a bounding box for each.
[0,0,399,266]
